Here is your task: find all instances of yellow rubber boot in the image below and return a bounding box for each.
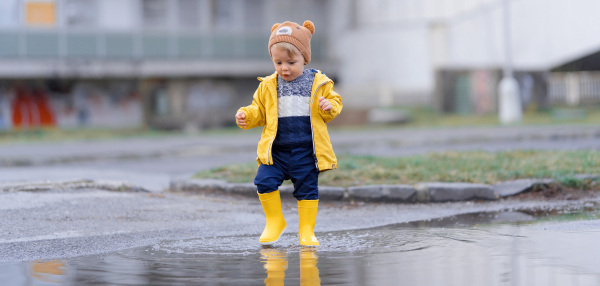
[260,248,288,286]
[300,247,321,285]
[258,190,287,245]
[298,200,319,246]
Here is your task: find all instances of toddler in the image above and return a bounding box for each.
[235,20,342,246]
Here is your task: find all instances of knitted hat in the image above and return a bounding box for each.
[268,20,315,64]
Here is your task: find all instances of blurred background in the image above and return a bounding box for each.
[0,0,599,132]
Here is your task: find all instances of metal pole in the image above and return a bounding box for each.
[58,0,67,59]
[498,0,522,125]
[503,0,512,79]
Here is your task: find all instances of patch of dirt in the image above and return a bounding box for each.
[512,181,600,201]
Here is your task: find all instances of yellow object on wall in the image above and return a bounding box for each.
[26,2,56,26]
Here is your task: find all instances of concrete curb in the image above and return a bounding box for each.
[0,179,150,193]
[3,174,597,203]
[170,174,600,203]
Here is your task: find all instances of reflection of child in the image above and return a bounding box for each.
[260,247,321,285]
[235,20,342,246]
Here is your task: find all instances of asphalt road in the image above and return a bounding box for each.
[1,124,599,263]
[2,188,599,263]
[0,124,598,187]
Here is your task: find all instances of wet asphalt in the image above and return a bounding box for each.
[0,124,599,264]
[2,187,599,263]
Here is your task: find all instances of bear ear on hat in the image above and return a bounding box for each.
[303,20,315,34]
[271,23,281,32]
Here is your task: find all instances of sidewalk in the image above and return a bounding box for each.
[0,124,598,167]
[1,124,598,202]
[170,174,599,203]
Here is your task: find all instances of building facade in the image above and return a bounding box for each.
[0,0,334,130]
[338,0,600,113]
[1,0,599,130]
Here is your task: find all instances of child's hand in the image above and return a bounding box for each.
[318,96,332,111]
[235,112,247,128]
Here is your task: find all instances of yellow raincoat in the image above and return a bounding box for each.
[237,70,342,172]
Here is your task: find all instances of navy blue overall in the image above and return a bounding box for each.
[254,70,319,200]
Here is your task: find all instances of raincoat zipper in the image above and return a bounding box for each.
[267,94,278,164]
[309,80,330,170]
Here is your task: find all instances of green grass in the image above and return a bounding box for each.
[194,150,600,187]
[380,105,600,128]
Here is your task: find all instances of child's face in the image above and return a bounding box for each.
[270,45,305,82]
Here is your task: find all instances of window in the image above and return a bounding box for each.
[243,0,264,29]
[178,0,199,28]
[25,0,57,27]
[65,0,97,27]
[142,0,168,28]
[213,0,234,30]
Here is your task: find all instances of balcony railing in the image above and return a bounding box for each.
[0,29,325,61]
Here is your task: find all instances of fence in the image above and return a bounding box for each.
[435,70,600,114]
[0,28,325,61]
[549,72,600,106]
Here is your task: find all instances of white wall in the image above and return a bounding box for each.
[442,4,504,68]
[522,0,600,68]
[98,0,138,30]
[336,0,600,108]
[443,0,600,70]
[0,0,19,27]
[339,25,432,98]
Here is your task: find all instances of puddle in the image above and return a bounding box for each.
[2,204,600,285]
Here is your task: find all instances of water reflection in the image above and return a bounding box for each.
[299,247,321,285]
[31,260,66,284]
[11,260,68,285]
[261,248,288,286]
[1,207,599,285]
[260,247,321,286]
